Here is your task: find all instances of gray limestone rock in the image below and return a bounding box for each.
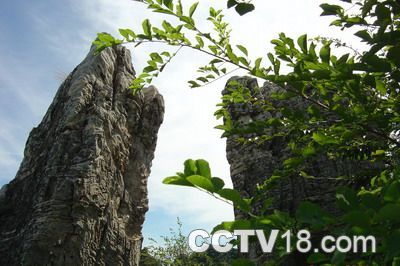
[0,45,164,266]
[224,77,379,264]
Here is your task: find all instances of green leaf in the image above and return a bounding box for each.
[320,4,343,16]
[142,19,152,37]
[360,192,380,210]
[189,2,199,18]
[363,54,391,72]
[336,187,359,211]
[150,52,163,63]
[307,105,321,116]
[176,0,183,16]
[218,188,240,202]
[296,202,332,228]
[384,181,400,202]
[362,0,375,17]
[187,175,215,192]
[188,80,200,88]
[234,3,255,16]
[331,251,346,265]
[273,59,280,75]
[226,48,238,63]
[372,149,385,156]
[195,36,204,48]
[97,32,115,43]
[302,146,316,157]
[184,159,197,176]
[297,34,308,53]
[374,78,386,94]
[312,132,338,145]
[236,45,248,56]
[267,52,275,65]
[345,16,366,25]
[162,20,173,32]
[388,46,400,67]
[376,204,400,222]
[209,7,217,17]
[268,210,293,228]
[343,210,370,228]
[375,3,391,21]
[386,231,400,259]
[212,219,252,233]
[319,44,331,64]
[162,0,173,10]
[119,29,132,40]
[337,53,350,65]
[210,58,223,64]
[162,176,193,187]
[308,42,317,59]
[143,65,157,73]
[211,177,225,191]
[180,16,194,25]
[152,8,174,15]
[283,157,303,169]
[197,77,208,83]
[195,159,211,178]
[218,188,250,212]
[227,0,238,9]
[254,57,262,68]
[238,56,249,66]
[354,30,372,42]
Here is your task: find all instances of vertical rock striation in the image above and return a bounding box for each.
[0,45,164,265]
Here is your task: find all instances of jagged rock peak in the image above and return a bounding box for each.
[0,45,164,266]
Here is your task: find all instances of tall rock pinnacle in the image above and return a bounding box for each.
[0,45,164,265]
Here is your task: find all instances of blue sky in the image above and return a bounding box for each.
[1,0,357,245]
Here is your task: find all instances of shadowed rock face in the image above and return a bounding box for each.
[225,77,345,217]
[0,45,164,266]
[224,77,378,264]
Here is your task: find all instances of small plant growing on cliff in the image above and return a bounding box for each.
[96,0,400,264]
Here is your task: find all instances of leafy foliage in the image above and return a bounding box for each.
[163,159,251,213]
[142,218,192,265]
[226,0,255,16]
[96,0,400,264]
[140,218,237,265]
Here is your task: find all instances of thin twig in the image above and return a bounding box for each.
[194,186,259,218]
[159,45,183,72]
[198,67,241,88]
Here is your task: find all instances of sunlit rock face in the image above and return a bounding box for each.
[224,77,378,264]
[0,45,164,266]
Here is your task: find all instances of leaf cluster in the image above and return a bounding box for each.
[95,0,400,264]
[141,218,237,266]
